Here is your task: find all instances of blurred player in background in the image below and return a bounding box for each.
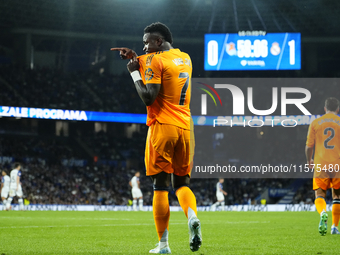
[6,163,24,211]
[306,97,340,235]
[112,22,202,253]
[1,170,10,210]
[129,171,143,211]
[211,178,227,211]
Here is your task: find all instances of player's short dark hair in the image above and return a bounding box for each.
[325,97,339,111]
[144,22,173,45]
[14,162,21,168]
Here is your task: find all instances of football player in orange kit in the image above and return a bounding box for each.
[111,22,202,253]
[306,97,340,236]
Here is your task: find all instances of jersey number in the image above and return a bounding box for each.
[179,72,189,105]
[324,127,335,149]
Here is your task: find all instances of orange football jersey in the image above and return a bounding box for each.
[306,113,340,165]
[138,49,192,130]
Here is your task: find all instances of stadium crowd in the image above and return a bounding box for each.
[0,64,145,113]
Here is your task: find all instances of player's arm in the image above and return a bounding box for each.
[127,58,160,106]
[305,146,314,168]
[137,180,140,189]
[220,187,227,196]
[305,123,315,168]
[0,178,3,192]
[129,181,132,187]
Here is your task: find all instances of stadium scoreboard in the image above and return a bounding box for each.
[204,32,301,71]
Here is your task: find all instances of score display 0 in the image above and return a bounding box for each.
[204,33,301,71]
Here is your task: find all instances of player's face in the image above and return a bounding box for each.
[136,172,140,177]
[220,179,224,183]
[1,171,4,176]
[143,33,160,54]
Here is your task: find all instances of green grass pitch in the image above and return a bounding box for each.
[0,211,339,254]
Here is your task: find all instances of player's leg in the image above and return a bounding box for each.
[131,188,137,211]
[331,188,340,234]
[17,186,24,210]
[221,199,225,211]
[149,172,171,254]
[6,197,13,210]
[138,195,143,211]
[1,197,6,210]
[173,174,202,252]
[145,122,176,253]
[314,180,328,236]
[18,197,24,211]
[215,193,225,211]
[6,189,14,210]
[211,199,221,210]
[1,188,7,210]
[133,198,137,211]
[173,125,201,251]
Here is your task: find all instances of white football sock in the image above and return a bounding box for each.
[18,198,24,210]
[213,201,220,207]
[188,207,196,220]
[159,229,169,248]
[138,199,143,209]
[6,197,13,210]
[221,201,225,210]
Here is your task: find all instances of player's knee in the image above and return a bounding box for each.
[151,172,171,191]
[173,174,190,192]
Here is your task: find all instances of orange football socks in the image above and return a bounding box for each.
[176,186,197,219]
[153,191,170,241]
[315,196,327,215]
[332,200,340,227]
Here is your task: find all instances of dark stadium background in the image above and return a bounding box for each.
[1,0,340,207]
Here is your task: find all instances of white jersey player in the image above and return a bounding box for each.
[129,171,143,211]
[6,163,24,211]
[1,170,10,210]
[211,178,227,211]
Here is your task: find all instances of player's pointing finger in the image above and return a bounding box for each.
[110,48,124,51]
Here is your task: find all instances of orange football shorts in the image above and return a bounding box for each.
[313,159,340,190]
[145,121,195,177]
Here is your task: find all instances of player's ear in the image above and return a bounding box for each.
[156,37,163,47]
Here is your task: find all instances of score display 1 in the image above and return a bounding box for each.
[204,33,301,71]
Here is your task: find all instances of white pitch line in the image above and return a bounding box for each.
[0,217,132,221]
[0,221,270,229]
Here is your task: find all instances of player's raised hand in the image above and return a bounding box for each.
[127,57,140,73]
[110,47,138,60]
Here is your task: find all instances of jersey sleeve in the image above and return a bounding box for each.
[17,171,21,177]
[143,55,162,85]
[306,122,315,147]
[1,177,3,183]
